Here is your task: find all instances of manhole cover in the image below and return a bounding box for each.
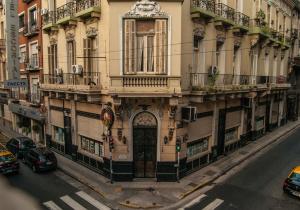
[205,170,216,176]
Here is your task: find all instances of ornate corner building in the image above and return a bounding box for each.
[36,0,300,181]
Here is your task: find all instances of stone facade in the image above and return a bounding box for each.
[33,0,300,181]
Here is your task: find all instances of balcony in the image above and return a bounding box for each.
[26,54,39,71]
[23,23,39,37]
[233,12,250,32]
[0,39,5,50]
[75,0,101,19]
[56,2,77,26]
[249,19,271,39]
[190,73,290,94]
[109,75,181,97]
[214,3,235,28]
[42,11,58,32]
[40,72,101,102]
[190,0,216,19]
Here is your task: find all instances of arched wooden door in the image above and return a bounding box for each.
[133,112,157,178]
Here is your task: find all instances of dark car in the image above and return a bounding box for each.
[24,147,57,172]
[0,143,19,175]
[283,166,300,197]
[6,137,36,158]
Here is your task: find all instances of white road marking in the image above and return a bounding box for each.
[178,194,207,210]
[43,201,63,210]
[76,191,111,210]
[202,198,224,210]
[60,195,87,210]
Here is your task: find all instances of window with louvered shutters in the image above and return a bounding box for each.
[83,38,92,74]
[48,44,57,76]
[154,19,167,74]
[124,19,136,74]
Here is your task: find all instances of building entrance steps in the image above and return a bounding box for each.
[1,120,300,209]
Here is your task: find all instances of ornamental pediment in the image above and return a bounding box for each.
[124,0,168,18]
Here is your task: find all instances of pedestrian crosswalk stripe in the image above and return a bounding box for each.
[43,201,63,210]
[76,191,111,210]
[202,198,224,210]
[60,195,87,210]
[178,194,207,210]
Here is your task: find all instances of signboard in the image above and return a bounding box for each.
[5,0,19,80]
[4,79,28,88]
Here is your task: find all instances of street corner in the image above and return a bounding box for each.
[117,190,174,209]
[119,200,163,209]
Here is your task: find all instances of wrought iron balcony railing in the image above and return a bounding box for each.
[278,32,284,42]
[76,0,100,13]
[23,23,39,36]
[234,12,250,27]
[191,0,215,14]
[42,11,56,26]
[215,3,235,23]
[42,72,100,86]
[190,73,288,89]
[56,2,76,20]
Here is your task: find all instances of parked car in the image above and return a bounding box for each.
[24,147,57,173]
[0,143,19,175]
[283,166,300,197]
[6,137,36,159]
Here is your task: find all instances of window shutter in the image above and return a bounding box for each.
[83,39,88,72]
[124,19,136,74]
[54,45,57,70]
[154,19,167,74]
[48,46,52,75]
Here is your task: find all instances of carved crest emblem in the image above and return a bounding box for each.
[124,0,168,18]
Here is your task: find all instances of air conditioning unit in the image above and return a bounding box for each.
[72,65,83,75]
[55,68,62,75]
[208,66,218,75]
[242,98,253,108]
[182,106,197,123]
[41,8,48,16]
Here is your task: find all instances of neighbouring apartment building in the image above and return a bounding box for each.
[0,0,12,131]
[39,0,300,181]
[0,0,45,144]
[8,0,45,144]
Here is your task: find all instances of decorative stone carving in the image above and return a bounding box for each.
[66,33,75,42]
[133,112,157,127]
[86,27,98,38]
[234,37,242,49]
[194,27,205,40]
[124,0,168,18]
[216,33,226,45]
[49,37,57,45]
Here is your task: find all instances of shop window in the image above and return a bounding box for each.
[80,136,103,157]
[53,126,64,144]
[255,117,265,131]
[187,137,209,158]
[225,127,239,143]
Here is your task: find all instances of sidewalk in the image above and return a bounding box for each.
[1,120,300,209]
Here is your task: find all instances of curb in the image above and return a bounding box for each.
[57,165,107,199]
[178,123,300,200]
[119,201,163,209]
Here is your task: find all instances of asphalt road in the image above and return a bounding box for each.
[186,128,300,210]
[3,162,112,210]
[0,134,111,210]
